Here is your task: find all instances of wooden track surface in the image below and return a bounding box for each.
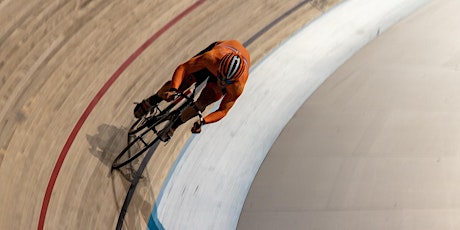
[0,0,340,229]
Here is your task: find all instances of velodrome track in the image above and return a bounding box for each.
[2,0,457,229]
[0,0,340,229]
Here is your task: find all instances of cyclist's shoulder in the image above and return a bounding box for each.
[188,51,219,71]
[192,40,249,65]
[197,50,219,63]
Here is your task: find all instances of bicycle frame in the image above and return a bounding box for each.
[111,85,203,170]
[113,84,205,229]
[144,87,202,141]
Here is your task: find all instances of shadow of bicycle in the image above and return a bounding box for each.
[86,123,160,227]
[86,123,129,167]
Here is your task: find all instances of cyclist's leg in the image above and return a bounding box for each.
[178,74,198,92]
[155,74,198,97]
[193,77,224,112]
[156,80,172,99]
[156,75,199,140]
[190,69,212,88]
[134,74,199,118]
[136,41,219,118]
[158,70,209,101]
[174,80,224,128]
[148,44,215,105]
[134,81,170,118]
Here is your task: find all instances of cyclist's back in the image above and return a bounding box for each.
[134,40,251,135]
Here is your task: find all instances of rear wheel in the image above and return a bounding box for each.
[111,133,158,170]
[111,95,187,171]
[112,117,159,171]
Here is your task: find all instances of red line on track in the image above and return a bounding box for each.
[37,1,206,229]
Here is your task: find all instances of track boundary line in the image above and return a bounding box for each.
[37,1,206,229]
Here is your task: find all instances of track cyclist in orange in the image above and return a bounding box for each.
[134,40,251,138]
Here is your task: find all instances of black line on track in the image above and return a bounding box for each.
[244,0,312,47]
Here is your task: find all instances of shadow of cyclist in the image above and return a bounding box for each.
[86,122,162,175]
[86,123,129,167]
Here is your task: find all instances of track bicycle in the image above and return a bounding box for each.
[111,86,203,171]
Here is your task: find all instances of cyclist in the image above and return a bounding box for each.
[134,40,250,138]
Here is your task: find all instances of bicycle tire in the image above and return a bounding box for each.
[128,102,177,136]
[112,90,194,171]
[112,114,173,170]
[111,135,159,170]
[128,117,145,136]
[128,116,154,136]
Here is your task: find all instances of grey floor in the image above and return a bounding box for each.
[239,0,460,229]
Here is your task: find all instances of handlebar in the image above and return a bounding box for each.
[172,91,191,101]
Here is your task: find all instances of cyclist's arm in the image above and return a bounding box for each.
[171,53,215,90]
[203,86,242,124]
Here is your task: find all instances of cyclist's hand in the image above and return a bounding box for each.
[191,121,202,134]
[163,89,177,102]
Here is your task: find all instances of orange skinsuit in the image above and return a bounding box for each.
[159,40,251,126]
